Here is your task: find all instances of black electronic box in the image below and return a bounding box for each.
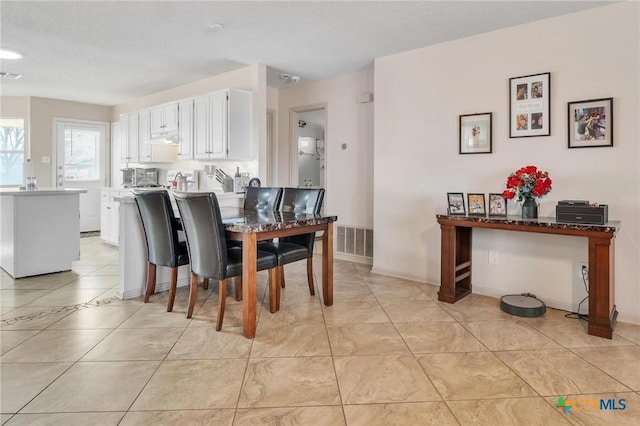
[556,200,608,225]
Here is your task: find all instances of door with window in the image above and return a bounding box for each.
[55,119,108,232]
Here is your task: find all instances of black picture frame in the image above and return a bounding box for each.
[509,72,550,138]
[488,193,508,217]
[459,112,492,154]
[467,193,486,216]
[447,192,466,215]
[567,97,613,148]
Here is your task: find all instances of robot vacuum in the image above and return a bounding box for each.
[500,293,546,317]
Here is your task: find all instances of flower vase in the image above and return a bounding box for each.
[521,197,538,219]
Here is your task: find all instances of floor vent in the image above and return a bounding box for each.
[336,225,373,258]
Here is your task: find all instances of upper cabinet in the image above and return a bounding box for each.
[178,99,194,160]
[138,109,152,162]
[193,89,252,161]
[118,88,252,164]
[150,102,179,137]
[120,112,139,163]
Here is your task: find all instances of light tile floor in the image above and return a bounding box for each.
[1,236,639,425]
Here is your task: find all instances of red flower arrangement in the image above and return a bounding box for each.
[503,165,552,203]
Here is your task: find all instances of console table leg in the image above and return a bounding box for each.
[438,225,472,303]
[587,236,617,338]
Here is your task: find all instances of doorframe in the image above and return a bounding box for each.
[51,117,110,188]
[288,103,327,187]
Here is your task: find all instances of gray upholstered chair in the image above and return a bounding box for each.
[173,191,278,330]
[133,189,191,312]
[243,186,282,211]
[259,188,325,306]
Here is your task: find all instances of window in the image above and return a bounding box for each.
[0,118,25,186]
[63,127,100,181]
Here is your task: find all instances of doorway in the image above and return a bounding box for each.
[54,119,108,232]
[290,105,326,188]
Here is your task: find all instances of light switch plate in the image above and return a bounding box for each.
[42,156,51,164]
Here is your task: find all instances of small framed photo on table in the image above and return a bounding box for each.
[489,193,508,217]
[509,72,550,138]
[447,192,466,215]
[467,193,486,216]
[459,112,492,154]
[568,97,613,148]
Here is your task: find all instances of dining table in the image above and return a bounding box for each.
[222,208,338,338]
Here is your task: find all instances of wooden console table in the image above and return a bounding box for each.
[436,214,620,339]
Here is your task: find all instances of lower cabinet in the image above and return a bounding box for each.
[100,190,123,246]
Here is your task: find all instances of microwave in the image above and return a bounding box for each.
[121,168,159,187]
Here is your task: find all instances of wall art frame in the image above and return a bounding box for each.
[509,72,550,138]
[567,97,613,148]
[459,112,492,154]
[488,193,508,217]
[467,193,486,216]
[447,192,466,215]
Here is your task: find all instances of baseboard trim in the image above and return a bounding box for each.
[334,253,372,265]
[117,277,190,300]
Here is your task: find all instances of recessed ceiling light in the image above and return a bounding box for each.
[0,72,23,79]
[0,49,23,60]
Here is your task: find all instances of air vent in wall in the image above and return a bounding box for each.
[336,225,373,258]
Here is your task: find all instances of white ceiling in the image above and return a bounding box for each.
[0,1,611,106]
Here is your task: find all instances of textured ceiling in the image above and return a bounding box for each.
[0,1,611,106]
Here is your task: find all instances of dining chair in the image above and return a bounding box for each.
[173,191,279,330]
[259,187,325,307]
[227,186,283,298]
[132,189,191,312]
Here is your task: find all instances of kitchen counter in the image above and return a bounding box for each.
[0,188,87,278]
[0,187,87,196]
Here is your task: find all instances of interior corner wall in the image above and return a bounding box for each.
[276,69,374,228]
[373,2,640,322]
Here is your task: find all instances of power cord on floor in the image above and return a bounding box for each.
[565,265,589,321]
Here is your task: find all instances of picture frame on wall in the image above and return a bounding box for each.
[488,193,508,217]
[467,193,486,216]
[447,192,466,215]
[567,97,613,148]
[509,72,550,138]
[459,112,492,154]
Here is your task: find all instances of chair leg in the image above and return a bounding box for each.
[144,262,157,303]
[268,268,279,313]
[186,272,199,319]
[217,279,227,331]
[234,276,243,301]
[279,265,286,288]
[276,268,282,311]
[167,267,178,312]
[306,257,315,296]
[203,278,209,290]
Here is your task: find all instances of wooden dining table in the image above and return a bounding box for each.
[223,209,338,338]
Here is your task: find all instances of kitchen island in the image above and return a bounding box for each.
[0,188,87,278]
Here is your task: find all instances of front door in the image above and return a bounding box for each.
[55,119,108,232]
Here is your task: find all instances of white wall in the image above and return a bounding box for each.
[373,2,640,322]
[277,70,374,228]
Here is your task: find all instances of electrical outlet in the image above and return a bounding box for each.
[488,250,499,265]
[579,262,588,279]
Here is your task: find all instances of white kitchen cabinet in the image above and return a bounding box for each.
[178,99,194,160]
[138,109,152,162]
[150,102,179,137]
[100,190,121,246]
[193,89,252,160]
[120,112,139,163]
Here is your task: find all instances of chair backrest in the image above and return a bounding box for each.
[279,187,324,214]
[133,189,181,267]
[173,192,228,280]
[279,188,325,250]
[243,186,282,211]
